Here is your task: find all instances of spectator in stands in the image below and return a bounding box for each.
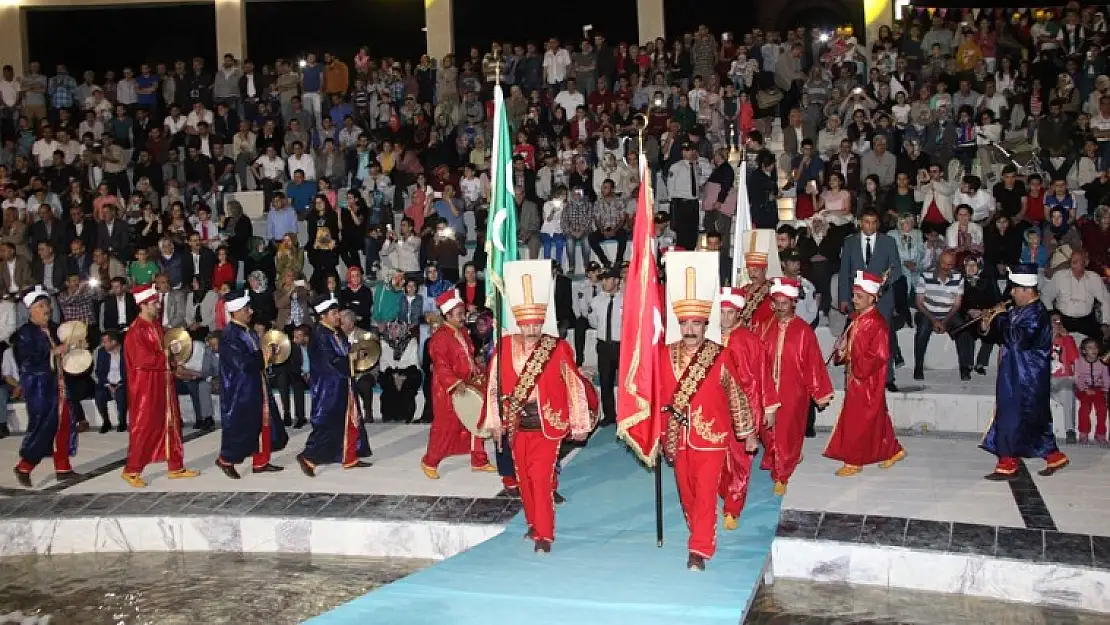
[913,250,967,381]
[1049,249,1110,339]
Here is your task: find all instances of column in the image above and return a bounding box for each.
[215,0,247,61]
[637,0,665,44]
[864,0,894,45]
[0,6,26,75]
[425,0,453,61]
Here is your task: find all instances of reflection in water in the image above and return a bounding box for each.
[745,579,1104,625]
[0,552,430,625]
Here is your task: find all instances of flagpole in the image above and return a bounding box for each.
[493,60,506,460]
[729,122,749,287]
[634,110,664,549]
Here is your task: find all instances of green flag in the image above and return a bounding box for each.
[484,86,518,325]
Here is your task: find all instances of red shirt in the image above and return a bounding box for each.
[1025,191,1046,223]
[212,262,235,290]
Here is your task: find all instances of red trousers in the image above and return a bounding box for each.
[16,402,73,475]
[760,406,803,483]
[512,430,560,542]
[1078,390,1108,437]
[422,409,490,469]
[675,445,726,559]
[719,438,752,517]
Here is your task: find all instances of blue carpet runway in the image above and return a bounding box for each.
[306,435,783,625]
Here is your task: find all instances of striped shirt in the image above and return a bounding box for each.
[915,271,964,315]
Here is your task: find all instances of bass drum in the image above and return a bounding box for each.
[451,385,494,438]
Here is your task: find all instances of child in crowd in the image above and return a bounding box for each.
[1074,337,1110,445]
[1050,311,1080,443]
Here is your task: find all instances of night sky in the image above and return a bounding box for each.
[25,0,838,75]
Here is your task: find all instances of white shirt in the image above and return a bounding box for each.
[254,155,285,180]
[1051,270,1110,318]
[588,291,624,342]
[106,349,122,384]
[115,295,127,326]
[0,79,19,107]
[793,275,819,324]
[31,139,60,167]
[286,153,316,181]
[1,349,15,380]
[161,293,170,327]
[116,79,137,105]
[185,109,214,133]
[554,90,585,117]
[5,260,15,293]
[859,233,877,263]
[42,261,54,292]
[164,114,187,135]
[543,48,572,84]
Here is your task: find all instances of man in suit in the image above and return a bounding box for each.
[182,233,217,289]
[62,205,96,254]
[838,208,904,390]
[66,239,93,280]
[272,324,309,428]
[95,205,131,262]
[31,242,73,294]
[100,277,137,333]
[154,272,187,328]
[553,263,574,340]
[175,337,218,431]
[93,330,128,433]
[0,242,32,299]
[28,204,65,254]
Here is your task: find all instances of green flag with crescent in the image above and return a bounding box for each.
[485,86,519,325]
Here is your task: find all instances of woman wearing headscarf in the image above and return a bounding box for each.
[956,255,1002,376]
[245,236,277,284]
[247,270,277,329]
[378,320,423,422]
[1042,206,1082,279]
[307,195,341,289]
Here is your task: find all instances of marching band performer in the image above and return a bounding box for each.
[12,287,79,487]
[215,289,288,479]
[483,260,596,554]
[761,277,834,494]
[717,286,777,529]
[121,285,199,487]
[421,289,496,479]
[737,249,775,334]
[825,271,905,476]
[658,252,759,571]
[979,264,1069,480]
[295,294,373,476]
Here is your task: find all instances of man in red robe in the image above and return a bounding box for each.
[825,271,906,476]
[737,251,775,335]
[483,260,595,554]
[421,290,495,479]
[717,286,779,530]
[121,285,199,487]
[658,252,759,571]
[760,277,834,495]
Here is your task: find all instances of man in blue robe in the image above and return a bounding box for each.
[296,293,372,476]
[980,263,1070,480]
[215,289,287,479]
[12,287,79,487]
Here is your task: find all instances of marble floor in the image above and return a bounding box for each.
[781,434,1110,537]
[0,424,504,500]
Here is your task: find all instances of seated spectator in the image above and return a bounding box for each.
[175,337,218,431]
[1081,206,1110,277]
[914,250,968,380]
[1043,207,1083,279]
[1049,250,1110,340]
[984,214,1022,279]
[93,330,127,434]
[945,204,984,264]
[1050,310,1080,445]
[588,179,628,268]
[956,256,1001,376]
[1019,227,1049,270]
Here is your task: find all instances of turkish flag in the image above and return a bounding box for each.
[616,161,664,467]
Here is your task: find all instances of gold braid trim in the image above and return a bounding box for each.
[663,341,722,462]
[739,281,769,328]
[720,367,755,439]
[502,335,558,441]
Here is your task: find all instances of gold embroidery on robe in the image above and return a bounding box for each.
[690,406,728,444]
[542,401,568,430]
[720,368,755,438]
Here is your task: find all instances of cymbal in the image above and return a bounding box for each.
[349,330,381,373]
[58,320,88,346]
[163,327,193,364]
[261,329,292,366]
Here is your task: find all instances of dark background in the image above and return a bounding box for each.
[25,0,852,75]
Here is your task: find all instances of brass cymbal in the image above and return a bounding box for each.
[261,329,292,366]
[163,327,193,364]
[349,330,381,373]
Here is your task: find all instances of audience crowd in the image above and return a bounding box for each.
[0,3,1107,443]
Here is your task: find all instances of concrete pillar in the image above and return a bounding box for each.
[0,6,26,76]
[637,0,665,44]
[425,0,453,61]
[864,0,894,45]
[215,0,247,61]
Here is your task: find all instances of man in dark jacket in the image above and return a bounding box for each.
[748,149,780,228]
